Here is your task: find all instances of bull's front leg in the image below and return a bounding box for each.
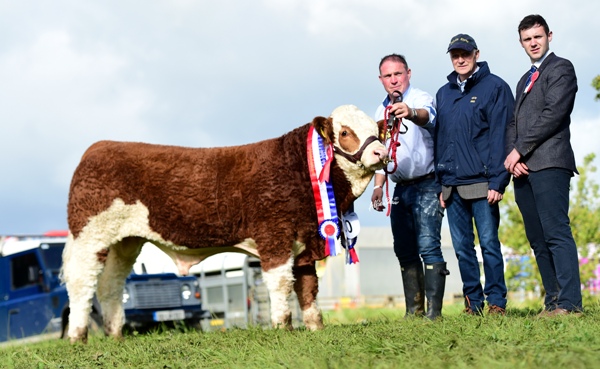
[262,255,295,330]
[293,263,323,331]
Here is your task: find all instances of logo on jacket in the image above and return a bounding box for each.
[470,96,477,103]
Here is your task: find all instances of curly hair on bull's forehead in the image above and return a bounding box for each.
[330,105,377,133]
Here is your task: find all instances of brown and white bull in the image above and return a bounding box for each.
[61,105,387,343]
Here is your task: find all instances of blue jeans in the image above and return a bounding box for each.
[514,168,582,311]
[446,191,507,310]
[390,178,445,266]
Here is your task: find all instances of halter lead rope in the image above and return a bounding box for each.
[381,92,408,216]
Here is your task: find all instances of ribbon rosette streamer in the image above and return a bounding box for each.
[307,127,359,264]
[523,68,539,94]
[341,211,360,264]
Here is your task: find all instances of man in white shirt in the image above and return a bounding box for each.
[371,54,447,319]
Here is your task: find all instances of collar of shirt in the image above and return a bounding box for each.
[532,50,552,69]
[456,66,480,92]
[381,85,412,107]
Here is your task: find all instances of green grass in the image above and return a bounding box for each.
[2,302,600,369]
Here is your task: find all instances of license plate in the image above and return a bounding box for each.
[153,309,185,322]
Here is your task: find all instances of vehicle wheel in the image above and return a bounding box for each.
[183,318,203,332]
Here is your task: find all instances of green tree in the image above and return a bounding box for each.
[593,75,600,101]
[570,154,600,289]
[499,153,600,296]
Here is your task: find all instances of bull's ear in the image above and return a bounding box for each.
[377,119,387,141]
[312,116,334,145]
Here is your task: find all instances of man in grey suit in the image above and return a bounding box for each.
[505,14,583,315]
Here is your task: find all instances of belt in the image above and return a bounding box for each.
[398,172,435,186]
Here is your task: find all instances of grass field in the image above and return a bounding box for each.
[2,301,600,369]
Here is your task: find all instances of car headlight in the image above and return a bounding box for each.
[181,284,192,300]
[122,286,130,304]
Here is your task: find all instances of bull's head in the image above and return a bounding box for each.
[311,105,388,197]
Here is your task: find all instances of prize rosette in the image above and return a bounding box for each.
[318,219,340,240]
[319,219,340,257]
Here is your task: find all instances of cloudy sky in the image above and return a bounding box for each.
[1,0,598,235]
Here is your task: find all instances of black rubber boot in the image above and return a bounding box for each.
[425,262,450,320]
[400,262,425,317]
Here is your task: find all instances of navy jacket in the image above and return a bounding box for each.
[434,61,514,193]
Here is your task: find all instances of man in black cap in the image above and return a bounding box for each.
[434,34,515,315]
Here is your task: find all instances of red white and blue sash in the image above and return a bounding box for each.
[307,126,360,264]
[307,126,342,258]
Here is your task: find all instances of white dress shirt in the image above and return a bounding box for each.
[374,85,436,182]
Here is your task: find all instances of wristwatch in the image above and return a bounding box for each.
[411,108,417,120]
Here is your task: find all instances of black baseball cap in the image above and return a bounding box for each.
[447,34,478,53]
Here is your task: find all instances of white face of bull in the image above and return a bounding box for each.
[329,105,388,197]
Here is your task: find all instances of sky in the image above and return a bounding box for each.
[1,0,599,235]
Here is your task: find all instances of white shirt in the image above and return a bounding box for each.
[374,85,436,182]
[533,50,552,69]
[456,66,480,92]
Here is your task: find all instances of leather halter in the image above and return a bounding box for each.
[333,135,381,168]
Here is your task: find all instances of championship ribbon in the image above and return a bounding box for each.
[341,211,360,264]
[307,126,342,258]
[523,66,539,94]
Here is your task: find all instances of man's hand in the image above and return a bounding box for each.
[487,189,503,205]
[439,192,446,209]
[512,162,529,178]
[371,187,385,212]
[504,148,529,177]
[389,102,411,119]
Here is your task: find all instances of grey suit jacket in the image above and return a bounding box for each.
[506,52,578,173]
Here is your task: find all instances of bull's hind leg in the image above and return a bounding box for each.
[262,255,295,330]
[293,263,324,331]
[96,237,144,338]
[61,234,109,343]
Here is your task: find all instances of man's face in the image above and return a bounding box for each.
[449,49,479,81]
[519,24,552,63]
[379,60,411,97]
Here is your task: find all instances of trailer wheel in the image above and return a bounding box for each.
[183,318,203,332]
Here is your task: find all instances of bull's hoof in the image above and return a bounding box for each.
[304,320,324,331]
[302,304,324,330]
[69,327,89,344]
[104,329,124,340]
[103,323,124,340]
[274,322,294,331]
[273,313,293,330]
